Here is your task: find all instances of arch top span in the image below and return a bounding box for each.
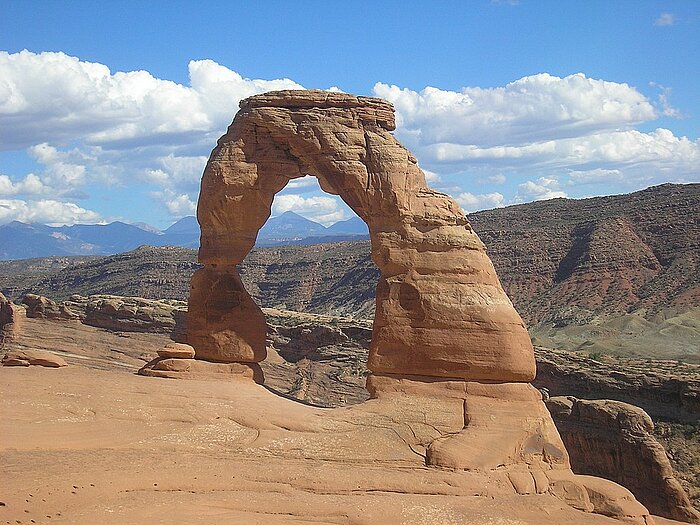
[188,89,536,383]
[239,90,396,131]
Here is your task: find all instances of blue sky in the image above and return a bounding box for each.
[1,0,698,228]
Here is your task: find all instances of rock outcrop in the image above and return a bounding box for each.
[82,295,187,337]
[22,293,78,320]
[158,342,196,359]
[0,292,19,346]
[535,348,700,423]
[547,396,700,523]
[19,293,188,339]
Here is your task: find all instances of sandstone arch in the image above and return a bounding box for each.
[174,91,660,522]
[188,90,535,384]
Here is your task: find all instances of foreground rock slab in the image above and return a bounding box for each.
[0,365,679,525]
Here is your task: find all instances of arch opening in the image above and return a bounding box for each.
[232,175,377,406]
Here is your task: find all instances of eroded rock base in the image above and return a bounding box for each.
[548,396,700,523]
[366,374,656,524]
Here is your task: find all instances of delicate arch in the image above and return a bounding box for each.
[188,90,535,383]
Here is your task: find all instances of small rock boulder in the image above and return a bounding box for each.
[2,349,68,368]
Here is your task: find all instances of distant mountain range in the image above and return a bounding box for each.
[0,211,369,260]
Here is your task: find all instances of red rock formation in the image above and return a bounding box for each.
[189,90,534,382]
[184,90,658,523]
[2,348,67,368]
[22,293,78,320]
[0,292,18,346]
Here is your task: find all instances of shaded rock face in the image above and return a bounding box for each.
[0,292,19,346]
[547,396,700,523]
[189,89,534,382]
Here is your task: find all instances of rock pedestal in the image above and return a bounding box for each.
[0,292,19,346]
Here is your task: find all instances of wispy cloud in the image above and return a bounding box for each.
[654,13,677,26]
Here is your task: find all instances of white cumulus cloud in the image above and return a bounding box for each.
[374,73,656,147]
[151,189,197,217]
[1,52,698,225]
[421,168,441,184]
[0,51,304,150]
[0,199,101,225]
[455,191,505,212]
[272,194,349,225]
[0,51,305,222]
[0,173,46,196]
[515,177,568,202]
[374,75,699,194]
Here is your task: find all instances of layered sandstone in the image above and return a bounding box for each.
[548,396,700,523]
[19,293,188,339]
[22,293,78,320]
[190,89,534,381]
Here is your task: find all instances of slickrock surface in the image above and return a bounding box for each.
[3,363,668,525]
[1,306,694,523]
[190,89,534,382]
[547,396,700,523]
